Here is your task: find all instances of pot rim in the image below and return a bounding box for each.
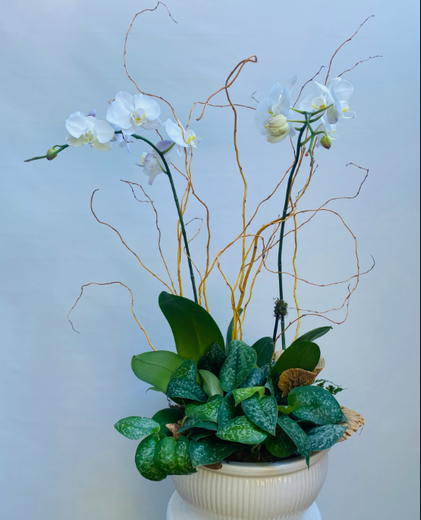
[198,450,329,478]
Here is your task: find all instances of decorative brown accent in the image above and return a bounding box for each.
[339,407,365,442]
[204,463,223,470]
[166,422,182,440]
[274,353,326,396]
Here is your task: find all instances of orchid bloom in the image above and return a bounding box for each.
[300,78,356,125]
[66,111,115,152]
[137,140,174,185]
[106,92,161,135]
[255,77,297,143]
[164,119,200,156]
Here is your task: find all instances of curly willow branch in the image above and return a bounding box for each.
[67,282,155,351]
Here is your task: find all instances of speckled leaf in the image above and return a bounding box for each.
[135,434,167,482]
[233,387,265,406]
[190,436,242,467]
[265,426,297,458]
[174,436,197,475]
[226,309,243,352]
[178,418,218,433]
[198,343,226,376]
[219,341,257,392]
[218,392,238,429]
[152,408,184,436]
[240,367,267,388]
[114,417,160,440]
[288,386,346,425]
[294,327,332,344]
[155,437,177,474]
[167,379,208,403]
[251,337,274,367]
[265,375,275,396]
[242,394,278,436]
[307,425,347,451]
[217,416,268,445]
[277,415,311,467]
[186,395,223,423]
[271,341,321,379]
[171,360,197,382]
[199,370,224,397]
[189,430,214,442]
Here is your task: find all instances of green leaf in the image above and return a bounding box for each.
[277,415,312,467]
[219,341,257,392]
[198,343,227,376]
[159,292,225,363]
[178,419,218,433]
[190,436,242,467]
[239,367,267,388]
[131,351,185,394]
[114,417,160,440]
[152,408,185,436]
[271,341,321,379]
[241,394,278,436]
[199,370,224,397]
[265,375,275,396]
[307,425,347,451]
[278,405,295,415]
[185,395,224,423]
[155,437,177,474]
[265,426,297,458]
[288,386,346,425]
[217,416,268,445]
[135,434,167,482]
[166,360,208,403]
[233,387,265,406]
[294,327,332,344]
[171,359,197,381]
[251,337,274,367]
[189,430,214,442]
[174,436,197,475]
[226,309,243,352]
[218,392,238,429]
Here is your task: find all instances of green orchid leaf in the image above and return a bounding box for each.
[174,436,197,475]
[135,434,167,482]
[185,395,224,423]
[233,387,266,406]
[241,393,278,436]
[190,436,242,467]
[155,437,177,474]
[152,408,185,436]
[167,360,208,403]
[217,416,268,445]
[277,415,312,468]
[239,367,267,388]
[218,392,239,430]
[131,351,185,394]
[271,341,321,379]
[198,343,227,376]
[114,417,160,440]
[294,327,333,344]
[288,386,346,425]
[219,341,257,392]
[159,292,225,363]
[307,425,347,451]
[226,309,243,352]
[265,426,297,458]
[199,369,224,397]
[178,418,218,433]
[251,337,274,368]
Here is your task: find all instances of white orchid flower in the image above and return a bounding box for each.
[164,119,201,156]
[106,92,161,135]
[66,111,115,152]
[137,140,174,185]
[255,77,297,143]
[109,123,133,153]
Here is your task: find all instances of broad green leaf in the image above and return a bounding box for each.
[294,327,332,344]
[242,394,278,436]
[219,341,257,392]
[277,415,311,468]
[226,309,243,352]
[171,360,197,382]
[131,351,185,394]
[198,343,226,376]
[233,387,265,406]
[265,375,275,396]
[307,425,347,451]
[167,360,208,403]
[288,386,346,425]
[159,292,225,363]
[251,337,274,367]
[189,431,214,442]
[278,405,295,415]
[155,437,177,474]
[265,426,297,458]
[218,392,238,429]
[199,370,224,397]
[217,416,268,445]
[152,408,185,436]
[190,436,242,467]
[174,436,197,475]
[179,418,218,433]
[185,395,223,423]
[114,417,160,440]
[240,367,266,389]
[135,434,167,482]
[271,341,321,379]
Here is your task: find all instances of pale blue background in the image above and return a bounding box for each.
[1,0,420,519]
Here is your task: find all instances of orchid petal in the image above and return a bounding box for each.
[141,119,162,131]
[268,83,283,103]
[92,141,112,152]
[134,94,161,121]
[106,103,133,130]
[165,120,187,147]
[66,134,85,147]
[156,140,174,154]
[114,91,135,112]
[94,120,115,143]
[66,115,87,138]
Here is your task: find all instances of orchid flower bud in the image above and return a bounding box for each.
[266,115,290,143]
[320,135,332,150]
[46,148,58,160]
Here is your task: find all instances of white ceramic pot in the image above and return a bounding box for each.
[167,451,328,520]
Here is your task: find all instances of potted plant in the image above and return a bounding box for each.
[25,5,371,519]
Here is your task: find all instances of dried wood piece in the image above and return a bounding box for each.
[339,406,365,442]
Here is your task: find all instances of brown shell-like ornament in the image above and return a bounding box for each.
[339,407,365,442]
[166,421,183,440]
[277,356,326,396]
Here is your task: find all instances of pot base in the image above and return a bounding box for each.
[166,491,322,520]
